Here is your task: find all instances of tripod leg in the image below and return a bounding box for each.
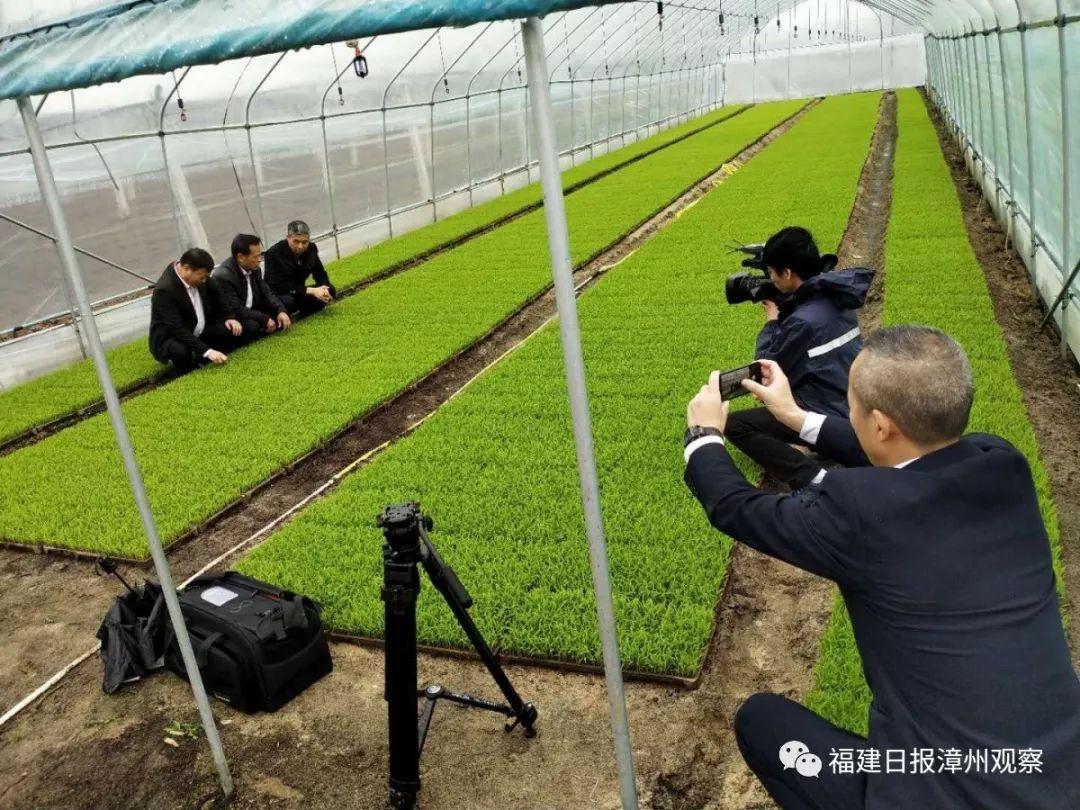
[423,554,538,736]
[383,555,421,808]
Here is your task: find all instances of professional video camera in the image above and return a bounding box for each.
[724,244,779,305]
[724,243,840,305]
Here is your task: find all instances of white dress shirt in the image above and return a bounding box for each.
[240,267,254,309]
[798,412,920,480]
[683,413,922,480]
[174,263,205,338]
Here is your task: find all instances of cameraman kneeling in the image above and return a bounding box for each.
[684,326,1080,810]
[727,227,873,489]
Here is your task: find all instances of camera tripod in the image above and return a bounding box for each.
[377,503,538,810]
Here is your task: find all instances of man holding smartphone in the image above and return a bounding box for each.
[724,226,873,489]
[683,326,1080,809]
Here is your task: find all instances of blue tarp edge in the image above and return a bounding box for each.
[0,0,617,100]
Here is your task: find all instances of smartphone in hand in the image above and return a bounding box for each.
[719,361,763,401]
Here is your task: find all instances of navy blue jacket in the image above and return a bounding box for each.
[755,267,873,417]
[685,421,1080,809]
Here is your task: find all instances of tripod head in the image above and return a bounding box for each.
[376,502,433,558]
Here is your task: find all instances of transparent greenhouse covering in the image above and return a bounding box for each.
[0,0,1076,362]
[8,0,1067,100]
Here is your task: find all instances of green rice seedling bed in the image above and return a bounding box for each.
[804,89,1063,734]
[0,105,751,447]
[0,101,807,559]
[238,93,883,676]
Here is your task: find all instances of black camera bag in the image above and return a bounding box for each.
[165,571,332,712]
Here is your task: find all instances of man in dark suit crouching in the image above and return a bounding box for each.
[683,325,1080,809]
[212,234,292,340]
[148,248,245,372]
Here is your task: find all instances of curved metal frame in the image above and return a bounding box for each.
[243,52,287,236]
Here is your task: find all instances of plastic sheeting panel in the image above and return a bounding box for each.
[724,35,926,104]
[0,0,623,99]
[926,10,1080,364]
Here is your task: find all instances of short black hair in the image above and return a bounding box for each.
[287,220,310,237]
[231,233,262,260]
[178,247,214,271]
[762,226,822,280]
[852,325,973,444]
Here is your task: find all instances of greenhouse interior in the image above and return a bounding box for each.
[0,0,1078,808]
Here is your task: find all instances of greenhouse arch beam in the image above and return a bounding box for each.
[429,23,497,210]
[0,0,630,100]
[16,94,236,802]
[544,8,605,80]
[243,53,288,235]
[320,36,379,258]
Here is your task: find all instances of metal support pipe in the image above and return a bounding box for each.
[0,211,155,283]
[1018,12,1039,264]
[981,31,1000,186]
[520,17,638,810]
[957,38,973,152]
[954,38,969,144]
[787,5,794,98]
[868,4,885,91]
[381,29,440,237]
[1055,1,1074,354]
[244,53,287,236]
[967,27,985,168]
[158,67,190,253]
[16,95,235,802]
[319,38,377,260]
[995,27,1017,211]
[847,1,854,94]
[430,23,494,215]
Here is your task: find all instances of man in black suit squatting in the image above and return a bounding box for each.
[683,325,1080,809]
[148,247,245,372]
[263,220,336,319]
[212,234,292,340]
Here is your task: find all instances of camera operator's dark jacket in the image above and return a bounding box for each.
[212,256,286,326]
[264,239,336,301]
[755,267,873,417]
[685,424,1080,809]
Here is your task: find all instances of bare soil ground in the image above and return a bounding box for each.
[923,92,1080,668]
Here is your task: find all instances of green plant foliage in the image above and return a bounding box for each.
[0,101,807,559]
[239,93,884,675]
[804,89,1063,735]
[0,340,165,446]
[329,104,753,289]
[0,105,749,447]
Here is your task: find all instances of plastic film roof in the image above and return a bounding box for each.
[0,0,625,100]
[1,0,1074,103]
